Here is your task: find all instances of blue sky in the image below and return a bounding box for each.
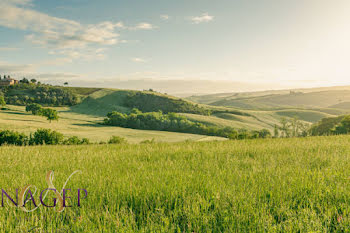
[1,0,350,94]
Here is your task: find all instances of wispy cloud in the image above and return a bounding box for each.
[160,15,169,20]
[0,47,20,51]
[131,57,147,63]
[0,60,36,73]
[0,1,155,63]
[131,23,156,30]
[190,13,214,24]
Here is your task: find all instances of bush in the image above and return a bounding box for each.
[0,130,28,146]
[81,138,90,145]
[108,136,127,144]
[63,136,91,145]
[30,129,64,145]
[63,136,81,145]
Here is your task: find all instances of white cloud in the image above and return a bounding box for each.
[48,48,107,63]
[132,23,156,30]
[131,57,147,63]
[0,1,121,59]
[0,1,155,62]
[160,15,169,20]
[190,13,214,24]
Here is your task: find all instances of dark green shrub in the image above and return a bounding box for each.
[63,136,81,145]
[0,130,28,146]
[108,136,127,144]
[80,138,90,145]
[30,129,64,145]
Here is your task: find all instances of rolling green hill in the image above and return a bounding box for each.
[70,89,210,116]
[3,84,349,140]
[68,88,281,131]
[0,105,225,143]
[185,86,350,130]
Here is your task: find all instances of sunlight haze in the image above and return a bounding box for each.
[0,0,350,94]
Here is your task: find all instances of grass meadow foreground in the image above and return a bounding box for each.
[1,136,350,232]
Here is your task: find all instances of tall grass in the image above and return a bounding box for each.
[1,136,350,231]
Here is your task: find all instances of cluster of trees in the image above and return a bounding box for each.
[125,92,211,115]
[0,129,127,146]
[26,103,59,122]
[104,109,272,139]
[1,81,80,106]
[271,116,350,138]
[309,115,350,136]
[273,117,310,138]
[0,129,87,146]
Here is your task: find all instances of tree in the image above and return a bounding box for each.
[30,79,37,83]
[333,116,350,135]
[279,117,291,138]
[64,82,69,86]
[273,124,279,138]
[26,103,42,115]
[290,117,299,137]
[41,108,59,123]
[0,96,6,108]
[20,78,30,84]
[258,129,271,138]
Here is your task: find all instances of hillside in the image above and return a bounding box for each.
[0,105,225,143]
[186,86,350,129]
[3,84,347,138]
[0,83,83,106]
[70,89,210,116]
[187,85,350,105]
[207,90,350,110]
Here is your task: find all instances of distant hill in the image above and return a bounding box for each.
[67,87,347,132]
[187,86,350,111]
[3,83,347,134]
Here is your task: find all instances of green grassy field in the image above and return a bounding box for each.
[0,105,225,143]
[1,136,350,231]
